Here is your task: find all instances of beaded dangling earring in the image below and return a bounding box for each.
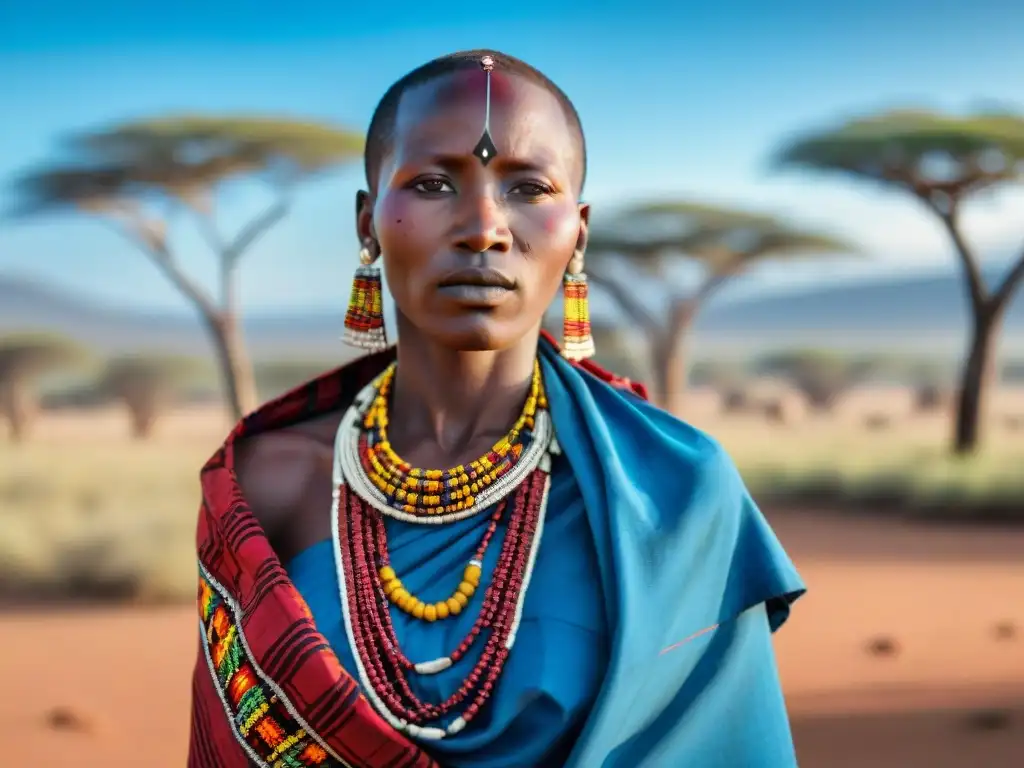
[343,241,388,353]
[561,255,595,361]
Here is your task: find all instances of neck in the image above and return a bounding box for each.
[388,316,540,461]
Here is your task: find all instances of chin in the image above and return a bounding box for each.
[430,316,523,352]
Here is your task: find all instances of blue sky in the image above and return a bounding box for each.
[3,0,1024,313]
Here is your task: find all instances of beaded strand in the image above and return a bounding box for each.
[335,470,548,739]
[331,367,556,741]
[377,505,501,621]
[351,361,548,522]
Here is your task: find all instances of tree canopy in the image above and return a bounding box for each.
[585,199,855,332]
[0,332,90,380]
[99,354,209,439]
[770,109,1024,202]
[99,354,208,396]
[588,199,854,276]
[8,115,366,217]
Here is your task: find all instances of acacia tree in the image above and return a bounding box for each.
[99,354,206,439]
[0,333,88,442]
[587,201,852,414]
[8,116,364,421]
[771,110,1024,454]
[754,349,877,411]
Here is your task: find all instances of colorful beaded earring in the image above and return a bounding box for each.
[343,241,388,353]
[561,254,595,360]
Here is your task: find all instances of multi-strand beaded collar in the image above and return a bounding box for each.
[332,361,558,741]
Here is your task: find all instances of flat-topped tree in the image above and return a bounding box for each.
[587,201,853,415]
[99,354,208,439]
[0,332,89,442]
[8,115,364,421]
[754,349,878,411]
[772,109,1024,454]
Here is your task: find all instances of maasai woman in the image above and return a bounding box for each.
[189,50,805,768]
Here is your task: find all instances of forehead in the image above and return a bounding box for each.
[391,70,577,165]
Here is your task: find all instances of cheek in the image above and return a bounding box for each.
[517,206,580,298]
[373,194,437,304]
[536,207,580,252]
[373,194,439,261]
[373,195,411,246]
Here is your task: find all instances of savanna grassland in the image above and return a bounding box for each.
[2,392,1023,767]
[2,387,1023,604]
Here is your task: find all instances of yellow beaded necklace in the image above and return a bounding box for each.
[354,360,548,622]
[360,361,546,518]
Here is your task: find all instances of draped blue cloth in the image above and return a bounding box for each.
[288,452,608,767]
[288,338,805,767]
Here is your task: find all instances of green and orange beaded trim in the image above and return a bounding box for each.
[197,567,340,766]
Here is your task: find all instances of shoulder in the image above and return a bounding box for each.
[679,427,746,505]
[571,357,650,402]
[661,423,805,627]
[629,417,805,628]
[234,411,339,539]
[542,345,805,627]
[654,415,750,532]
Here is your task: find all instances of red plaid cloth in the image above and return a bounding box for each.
[187,333,645,767]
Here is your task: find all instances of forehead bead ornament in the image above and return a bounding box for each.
[472,55,499,166]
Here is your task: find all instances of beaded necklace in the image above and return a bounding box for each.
[332,364,557,741]
[347,361,548,523]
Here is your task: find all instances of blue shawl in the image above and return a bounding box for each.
[538,340,805,767]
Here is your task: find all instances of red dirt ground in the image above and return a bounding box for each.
[2,510,1022,767]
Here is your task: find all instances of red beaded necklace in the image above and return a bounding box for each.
[332,367,556,741]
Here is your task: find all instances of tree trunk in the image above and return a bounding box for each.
[653,302,698,416]
[654,335,687,416]
[0,379,36,443]
[124,395,159,440]
[930,202,1024,454]
[206,312,258,423]
[952,309,1001,455]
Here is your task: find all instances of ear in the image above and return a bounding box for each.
[574,202,590,262]
[355,190,377,254]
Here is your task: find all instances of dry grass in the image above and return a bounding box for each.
[1,387,1022,605]
[687,393,1024,521]
[0,407,220,605]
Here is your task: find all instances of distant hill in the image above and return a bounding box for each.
[2,266,1022,360]
[693,265,1024,356]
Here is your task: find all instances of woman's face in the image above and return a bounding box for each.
[357,69,588,352]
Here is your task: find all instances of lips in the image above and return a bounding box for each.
[437,267,516,290]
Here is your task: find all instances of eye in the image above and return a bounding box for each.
[412,178,455,194]
[510,181,554,199]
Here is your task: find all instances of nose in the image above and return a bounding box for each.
[454,194,513,254]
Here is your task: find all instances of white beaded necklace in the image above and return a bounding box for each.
[337,369,555,525]
[330,371,559,741]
